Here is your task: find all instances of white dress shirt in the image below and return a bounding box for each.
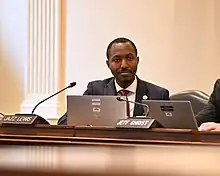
[115,77,137,117]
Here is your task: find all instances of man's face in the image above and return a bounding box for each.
[107,42,139,88]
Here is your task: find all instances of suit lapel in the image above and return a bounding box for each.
[104,78,117,95]
[133,78,149,116]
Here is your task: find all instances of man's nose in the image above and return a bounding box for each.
[121,59,128,68]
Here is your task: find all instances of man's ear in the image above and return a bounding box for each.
[137,56,139,64]
[106,60,109,68]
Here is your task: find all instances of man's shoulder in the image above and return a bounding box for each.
[212,79,220,98]
[215,79,220,87]
[211,79,220,93]
[87,77,114,87]
[139,78,168,92]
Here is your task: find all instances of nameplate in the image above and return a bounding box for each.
[116,118,157,129]
[0,115,38,125]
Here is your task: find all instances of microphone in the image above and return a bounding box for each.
[2,82,76,126]
[32,82,76,114]
[116,96,150,117]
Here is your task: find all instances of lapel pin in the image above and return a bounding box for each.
[142,95,148,100]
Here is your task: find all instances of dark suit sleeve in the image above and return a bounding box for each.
[57,112,67,125]
[196,80,220,125]
[83,82,93,95]
[162,89,170,100]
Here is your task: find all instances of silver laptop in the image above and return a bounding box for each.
[142,100,198,129]
[67,95,127,126]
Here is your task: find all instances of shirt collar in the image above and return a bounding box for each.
[115,76,137,93]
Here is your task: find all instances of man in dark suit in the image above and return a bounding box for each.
[197,79,220,131]
[58,37,169,125]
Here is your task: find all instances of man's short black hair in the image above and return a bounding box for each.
[106,37,138,59]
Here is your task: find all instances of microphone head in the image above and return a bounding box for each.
[69,82,76,88]
[116,97,122,101]
[116,96,126,101]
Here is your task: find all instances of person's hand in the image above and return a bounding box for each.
[198,122,220,132]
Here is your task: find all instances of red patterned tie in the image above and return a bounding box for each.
[119,90,130,117]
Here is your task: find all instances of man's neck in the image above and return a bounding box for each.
[116,78,135,89]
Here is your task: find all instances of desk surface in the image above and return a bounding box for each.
[0,124,220,146]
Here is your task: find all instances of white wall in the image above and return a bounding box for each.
[65,0,220,97]
[0,0,28,114]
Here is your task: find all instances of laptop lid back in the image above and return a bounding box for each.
[67,95,127,126]
[142,100,198,129]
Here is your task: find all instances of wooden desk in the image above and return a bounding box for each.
[0,124,219,146]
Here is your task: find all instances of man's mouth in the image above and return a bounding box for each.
[120,70,132,73]
[119,71,132,76]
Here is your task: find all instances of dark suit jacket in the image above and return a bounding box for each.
[57,77,170,125]
[196,79,220,126]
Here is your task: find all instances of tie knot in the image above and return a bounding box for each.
[119,90,130,96]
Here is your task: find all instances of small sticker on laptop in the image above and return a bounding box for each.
[165,112,172,117]
[93,107,100,112]
[92,99,101,102]
[92,102,101,106]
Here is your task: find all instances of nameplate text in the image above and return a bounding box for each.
[0,115,38,125]
[116,118,156,129]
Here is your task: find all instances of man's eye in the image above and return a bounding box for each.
[113,59,120,62]
[127,56,134,60]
